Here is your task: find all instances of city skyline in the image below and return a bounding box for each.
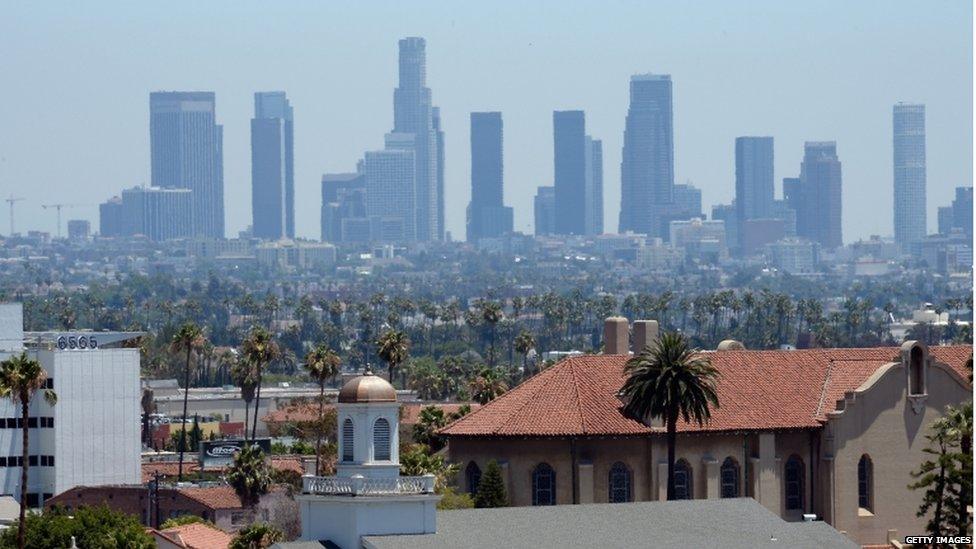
[0,1,971,242]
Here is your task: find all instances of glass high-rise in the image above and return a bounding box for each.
[584,136,603,235]
[553,110,587,235]
[735,136,775,226]
[467,112,513,241]
[619,74,673,237]
[149,91,224,238]
[251,91,294,240]
[392,37,440,241]
[797,142,843,250]
[893,103,926,246]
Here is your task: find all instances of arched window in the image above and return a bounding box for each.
[858,454,873,512]
[673,459,693,500]
[341,419,354,462]
[909,346,925,395]
[785,455,804,511]
[608,462,632,503]
[466,462,482,496]
[373,418,391,461]
[720,457,740,498]
[532,463,556,506]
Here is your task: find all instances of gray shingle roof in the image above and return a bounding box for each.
[359,498,856,549]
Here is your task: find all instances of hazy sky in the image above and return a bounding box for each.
[1,1,972,242]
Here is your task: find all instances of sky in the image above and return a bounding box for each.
[0,1,972,242]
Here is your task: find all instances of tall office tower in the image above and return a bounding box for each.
[952,186,973,238]
[797,142,843,249]
[467,112,513,241]
[392,37,439,241]
[120,186,194,241]
[99,197,124,237]
[365,138,416,242]
[553,111,586,235]
[584,136,604,235]
[321,171,368,243]
[433,107,445,241]
[735,136,775,229]
[251,92,294,240]
[619,74,673,237]
[783,177,802,213]
[534,186,556,236]
[711,203,737,250]
[892,103,926,246]
[673,183,702,219]
[149,92,224,238]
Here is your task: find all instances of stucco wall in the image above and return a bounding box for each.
[823,359,971,546]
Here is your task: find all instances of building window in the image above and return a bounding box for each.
[609,462,632,503]
[373,418,391,461]
[909,346,925,396]
[721,457,740,498]
[785,455,804,511]
[858,454,873,512]
[532,463,556,506]
[341,419,354,463]
[465,462,482,496]
[25,494,38,508]
[673,459,693,500]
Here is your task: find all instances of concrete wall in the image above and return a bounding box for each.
[822,356,971,546]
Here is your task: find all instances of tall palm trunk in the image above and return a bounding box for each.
[251,363,263,442]
[314,382,325,475]
[666,414,677,501]
[243,399,250,445]
[178,347,191,482]
[18,396,28,549]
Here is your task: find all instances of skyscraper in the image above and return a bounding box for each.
[796,142,843,249]
[433,107,446,241]
[467,112,513,241]
[149,91,224,238]
[892,103,926,246]
[365,135,416,242]
[584,136,604,235]
[120,186,194,241]
[553,110,586,235]
[619,74,673,237]
[534,186,556,236]
[392,37,440,241]
[251,91,294,240]
[735,136,775,229]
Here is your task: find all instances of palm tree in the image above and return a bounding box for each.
[226,445,272,509]
[376,330,410,387]
[469,367,508,405]
[241,327,280,442]
[170,323,205,482]
[514,331,536,376]
[141,388,155,448]
[229,523,283,549]
[619,332,719,500]
[480,301,503,367]
[303,345,341,476]
[230,356,255,443]
[0,352,57,549]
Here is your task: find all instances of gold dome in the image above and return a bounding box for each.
[338,372,397,403]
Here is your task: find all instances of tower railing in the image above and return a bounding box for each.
[302,474,436,496]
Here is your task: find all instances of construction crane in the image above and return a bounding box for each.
[4,196,23,236]
[41,203,89,239]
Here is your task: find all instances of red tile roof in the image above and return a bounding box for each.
[263,402,480,426]
[441,345,972,438]
[160,522,233,549]
[142,457,305,482]
[177,486,243,510]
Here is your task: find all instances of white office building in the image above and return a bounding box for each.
[0,304,141,506]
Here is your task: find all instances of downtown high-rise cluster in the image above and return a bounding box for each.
[95,37,963,254]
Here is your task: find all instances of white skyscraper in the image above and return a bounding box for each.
[893,103,927,246]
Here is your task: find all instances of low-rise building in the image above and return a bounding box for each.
[440,318,972,547]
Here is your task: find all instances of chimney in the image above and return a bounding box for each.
[604,317,629,355]
[632,320,659,353]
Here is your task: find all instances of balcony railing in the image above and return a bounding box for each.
[302,474,436,496]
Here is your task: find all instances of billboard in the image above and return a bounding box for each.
[199,438,272,467]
